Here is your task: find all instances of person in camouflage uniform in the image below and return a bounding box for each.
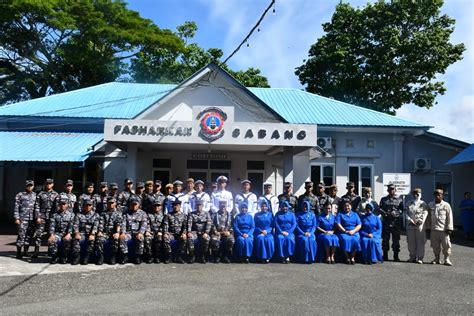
[33,178,58,258]
[339,182,361,212]
[108,183,119,201]
[278,182,298,212]
[298,181,319,214]
[96,197,123,265]
[144,200,168,263]
[315,181,330,214]
[132,182,145,206]
[186,199,212,263]
[209,200,234,263]
[14,180,37,259]
[121,197,147,264]
[166,200,187,263]
[48,198,75,264]
[94,182,109,215]
[379,184,404,262]
[118,178,134,213]
[77,182,100,214]
[72,199,99,265]
[142,180,165,214]
[56,179,77,214]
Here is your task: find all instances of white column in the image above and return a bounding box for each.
[283,147,294,187]
[335,156,348,191]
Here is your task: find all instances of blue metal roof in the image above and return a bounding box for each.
[0,82,175,119]
[446,143,474,165]
[0,82,427,128]
[0,132,103,162]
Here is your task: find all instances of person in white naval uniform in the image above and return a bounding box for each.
[234,180,258,217]
[164,180,187,214]
[210,176,233,214]
[189,180,211,213]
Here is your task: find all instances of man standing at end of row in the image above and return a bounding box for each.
[429,189,454,266]
[14,180,36,259]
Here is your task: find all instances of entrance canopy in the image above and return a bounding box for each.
[446,143,474,165]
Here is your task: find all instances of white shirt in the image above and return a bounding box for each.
[235,192,258,217]
[210,189,234,214]
[189,191,211,213]
[164,192,187,214]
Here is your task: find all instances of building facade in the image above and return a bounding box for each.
[0,63,472,225]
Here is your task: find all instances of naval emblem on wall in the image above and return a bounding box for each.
[196,107,228,142]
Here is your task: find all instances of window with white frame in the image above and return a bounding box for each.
[348,165,373,195]
[310,164,335,186]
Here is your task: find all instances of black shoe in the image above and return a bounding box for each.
[198,256,206,264]
[50,256,58,264]
[134,257,142,265]
[120,254,128,264]
[59,256,67,264]
[163,258,170,264]
[244,257,250,264]
[222,256,231,264]
[175,257,185,264]
[214,255,220,264]
[72,255,80,265]
[146,255,153,264]
[188,255,195,264]
[31,246,40,259]
[81,254,90,265]
[109,255,116,265]
[383,251,389,262]
[153,257,161,264]
[393,252,400,262]
[23,246,29,257]
[96,254,104,265]
[16,247,23,259]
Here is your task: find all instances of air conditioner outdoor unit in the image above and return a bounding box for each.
[317,137,333,150]
[414,158,431,171]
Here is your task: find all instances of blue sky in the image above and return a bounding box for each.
[127,0,473,143]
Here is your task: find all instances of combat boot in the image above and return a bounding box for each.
[120,254,128,264]
[383,251,389,261]
[109,255,116,265]
[153,256,161,264]
[393,252,400,262]
[222,255,231,264]
[134,256,142,265]
[50,255,58,264]
[146,254,153,264]
[16,246,23,259]
[96,254,104,265]
[59,255,67,264]
[31,246,40,259]
[23,246,29,257]
[188,252,195,264]
[212,251,220,263]
[81,253,91,265]
[175,256,185,264]
[72,254,80,265]
[198,254,206,264]
[163,253,170,264]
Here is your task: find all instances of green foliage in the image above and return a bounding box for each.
[0,0,183,104]
[295,0,465,114]
[130,21,270,88]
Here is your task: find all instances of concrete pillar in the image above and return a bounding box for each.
[335,156,348,192]
[283,147,294,187]
[393,135,404,173]
[127,144,138,182]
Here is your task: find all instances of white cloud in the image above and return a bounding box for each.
[200,0,474,143]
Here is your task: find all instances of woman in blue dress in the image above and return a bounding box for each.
[233,201,254,263]
[254,199,275,263]
[317,201,340,264]
[335,201,361,264]
[295,201,317,263]
[359,203,383,264]
[274,201,296,263]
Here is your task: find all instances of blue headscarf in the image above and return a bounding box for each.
[365,202,374,213]
[279,200,290,212]
[302,201,311,213]
[258,198,270,211]
[239,200,249,213]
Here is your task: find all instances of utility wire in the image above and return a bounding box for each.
[221,0,275,65]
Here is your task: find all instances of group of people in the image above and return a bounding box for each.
[13,175,455,266]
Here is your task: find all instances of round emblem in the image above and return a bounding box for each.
[196,107,228,142]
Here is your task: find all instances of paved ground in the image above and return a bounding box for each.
[0,234,473,315]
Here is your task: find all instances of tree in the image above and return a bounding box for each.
[130,21,269,87]
[295,1,465,114]
[0,0,183,104]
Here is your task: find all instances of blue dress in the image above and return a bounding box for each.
[233,212,255,258]
[254,211,275,260]
[360,213,383,263]
[274,210,296,258]
[335,211,361,252]
[317,214,340,248]
[295,211,317,263]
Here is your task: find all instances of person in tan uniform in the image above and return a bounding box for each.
[428,189,454,266]
[405,188,429,264]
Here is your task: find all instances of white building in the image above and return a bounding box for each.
[0,63,472,225]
